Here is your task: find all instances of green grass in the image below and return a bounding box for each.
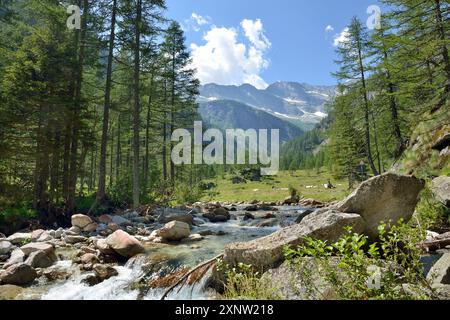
[201,169,350,203]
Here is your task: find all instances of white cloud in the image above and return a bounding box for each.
[333,27,350,47]
[325,25,334,33]
[183,12,211,32]
[241,19,271,50]
[190,19,271,89]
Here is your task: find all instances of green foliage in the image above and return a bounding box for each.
[216,260,282,300]
[284,222,433,300]
[0,203,38,235]
[172,183,204,205]
[415,187,450,230]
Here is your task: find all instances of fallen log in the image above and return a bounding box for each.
[161,253,224,300]
[418,232,450,252]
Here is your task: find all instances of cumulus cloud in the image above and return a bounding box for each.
[325,25,334,33]
[333,27,350,47]
[190,19,271,89]
[183,12,211,32]
[241,19,271,50]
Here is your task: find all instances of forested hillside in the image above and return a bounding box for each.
[0,0,202,227]
[283,0,449,185]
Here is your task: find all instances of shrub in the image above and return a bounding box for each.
[283,222,435,300]
[0,203,38,235]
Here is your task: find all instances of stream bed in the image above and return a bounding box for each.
[17,206,309,300]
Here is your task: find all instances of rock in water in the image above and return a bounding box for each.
[25,250,57,269]
[203,207,231,223]
[432,176,450,207]
[105,230,145,258]
[224,210,364,270]
[157,221,191,241]
[6,233,31,245]
[0,285,23,300]
[427,253,450,287]
[0,241,14,255]
[336,173,425,238]
[0,263,37,286]
[20,243,54,256]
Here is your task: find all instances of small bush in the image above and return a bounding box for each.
[415,187,449,231]
[0,203,38,235]
[283,222,434,300]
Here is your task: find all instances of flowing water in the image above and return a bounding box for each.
[17,206,309,300]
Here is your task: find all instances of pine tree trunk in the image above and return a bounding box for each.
[144,74,154,192]
[357,41,379,176]
[97,0,117,202]
[132,0,142,209]
[67,0,89,214]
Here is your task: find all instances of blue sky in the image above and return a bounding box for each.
[166,0,384,88]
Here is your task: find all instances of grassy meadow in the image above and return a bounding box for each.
[201,169,350,204]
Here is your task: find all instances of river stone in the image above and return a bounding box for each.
[6,233,32,245]
[83,222,98,233]
[20,242,54,256]
[0,241,14,255]
[0,285,23,300]
[37,232,53,243]
[25,250,57,268]
[203,207,230,223]
[105,230,145,258]
[98,214,113,224]
[111,215,132,226]
[95,239,115,255]
[160,212,194,225]
[157,221,191,241]
[31,229,45,242]
[64,235,87,244]
[80,253,99,265]
[71,214,94,229]
[427,253,450,286]
[336,173,425,238]
[93,264,118,281]
[0,263,37,286]
[224,210,364,270]
[432,176,450,207]
[4,249,25,269]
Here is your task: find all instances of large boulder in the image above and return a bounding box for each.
[71,214,97,232]
[20,242,54,256]
[0,263,37,286]
[25,250,57,269]
[105,230,145,258]
[6,233,31,245]
[224,210,364,270]
[432,176,450,207]
[427,253,450,287]
[157,221,191,242]
[0,240,14,255]
[336,173,425,238]
[4,249,25,269]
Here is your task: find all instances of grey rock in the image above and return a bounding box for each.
[427,253,450,286]
[6,233,32,245]
[432,176,450,207]
[0,241,14,255]
[0,263,37,286]
[224,210,364,270]
[337,173,425,238]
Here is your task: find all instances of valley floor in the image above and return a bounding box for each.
[201,169,350,203]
